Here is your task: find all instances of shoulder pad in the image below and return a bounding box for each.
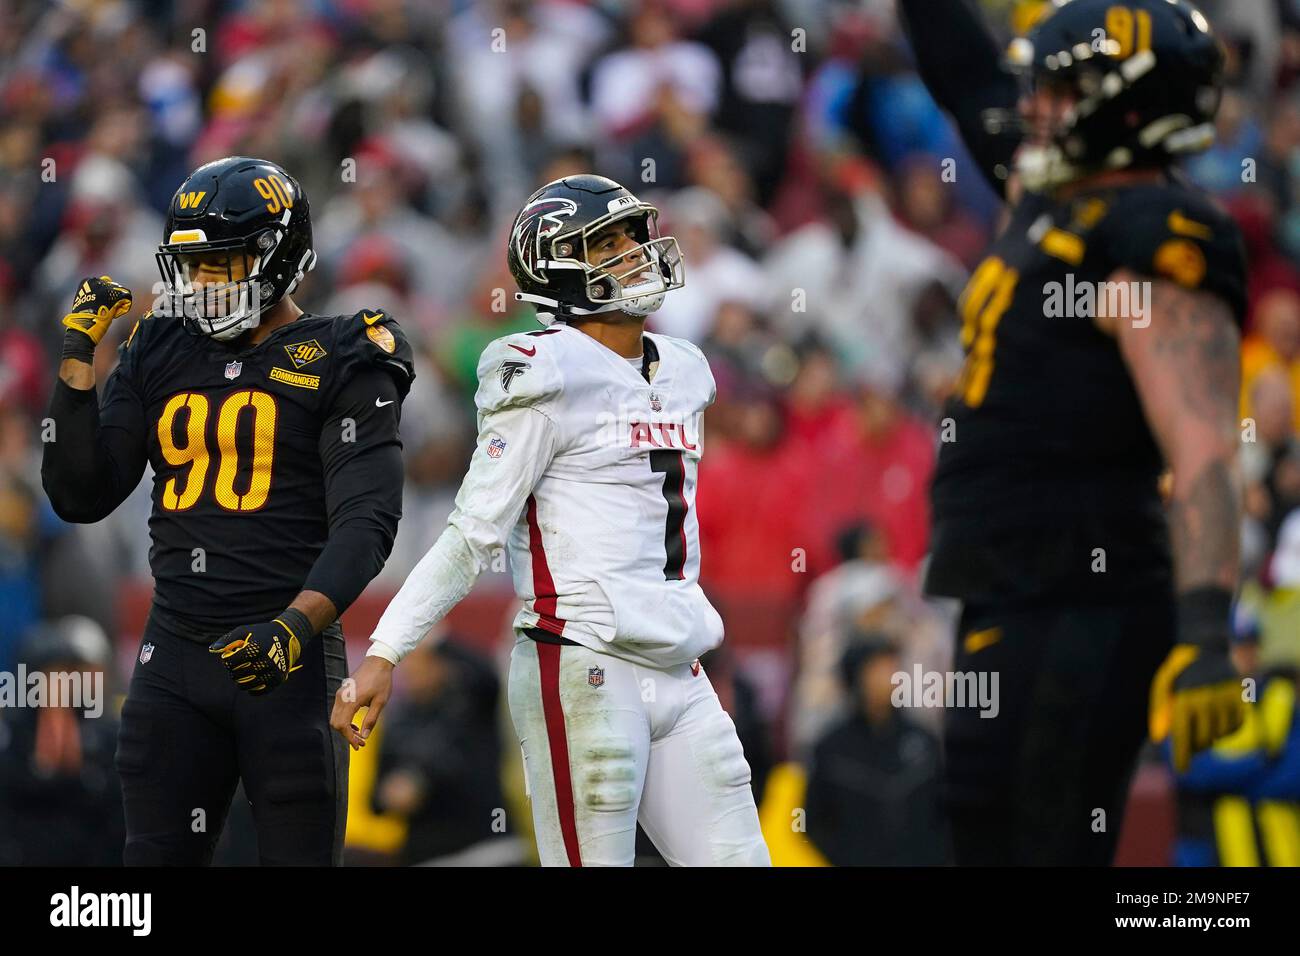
[474,331,564,416]
[114,309,167,378]
[1100,188,1248,326]
[333,309,416,400]
[651,333,716,406]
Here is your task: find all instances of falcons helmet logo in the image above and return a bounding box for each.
[512,196,579,284]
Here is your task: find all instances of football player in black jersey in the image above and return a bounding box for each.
[899,0,1249,864]
[41,157,415,865]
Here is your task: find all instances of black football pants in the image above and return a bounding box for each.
[943,594,1174,866]
[115,615,349,866]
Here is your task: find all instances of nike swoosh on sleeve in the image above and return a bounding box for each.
[375,398,395,407]
[508,344,537,356]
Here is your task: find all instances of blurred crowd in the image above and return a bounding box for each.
[1,0,1299,866]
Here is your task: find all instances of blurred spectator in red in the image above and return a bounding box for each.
[804,387,935,575]
[697,381,811,607]
[1225,192,1300,323]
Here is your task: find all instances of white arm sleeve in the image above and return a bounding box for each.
[367,403,560,663]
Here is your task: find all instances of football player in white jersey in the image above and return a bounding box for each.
[331,175,771,867]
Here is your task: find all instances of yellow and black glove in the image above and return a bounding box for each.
[61,275,133,362]
[1150,587,1247,773]
[209,608,313,696]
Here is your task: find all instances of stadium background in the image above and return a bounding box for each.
[1,0,1298,865]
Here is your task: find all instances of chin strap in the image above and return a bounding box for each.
[516,291,630,326]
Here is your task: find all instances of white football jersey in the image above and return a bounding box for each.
[456,323,723,668]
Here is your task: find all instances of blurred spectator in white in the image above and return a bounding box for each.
[650,187,763,342]
[589,0,722,187]
[762,156,965,396]
[790,523,904,757]
[315,144,482,327]
[683,134,777,257]
[334,49,464,214]
[446,0,610,218]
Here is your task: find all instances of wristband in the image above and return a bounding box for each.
[61,328,96,365]
[1175,586,1233,652]
[275,607,316,643]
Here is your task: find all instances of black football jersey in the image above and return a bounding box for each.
[925,175,1247,603]
[103,308,415,631]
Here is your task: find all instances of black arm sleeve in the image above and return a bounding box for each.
[302,366,405,616]
[40,370,148,524]
[897,0,1022,197]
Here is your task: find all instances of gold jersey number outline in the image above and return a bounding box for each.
[157,389,278,512]
[956,256,1019,408]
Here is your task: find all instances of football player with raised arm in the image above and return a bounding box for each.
[42,157,415,865]
[332,175,770,867]
[898,0,1249,863]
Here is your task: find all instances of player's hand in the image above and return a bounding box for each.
[331,655,393,750]
[62,276,133,347]
[1149,643,1245,774]
[209,615,306,696]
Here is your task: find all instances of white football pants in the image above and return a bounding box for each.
[507,634,771,867]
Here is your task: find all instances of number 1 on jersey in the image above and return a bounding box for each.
[650,450,688,580]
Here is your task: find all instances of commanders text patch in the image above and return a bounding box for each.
[269,367,321,390]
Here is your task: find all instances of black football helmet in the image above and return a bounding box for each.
[1001,0,1224,191]
[507,175,684,324]
[156,156,316,341]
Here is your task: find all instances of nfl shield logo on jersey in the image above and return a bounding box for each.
[650,392,662,412]
[224,360,242,380]
[588,666,605,688]
[487,436,507,459]
[139,642,155,665]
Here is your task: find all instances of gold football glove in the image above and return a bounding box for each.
[1149,588,1246,773]
[62,275,133,347]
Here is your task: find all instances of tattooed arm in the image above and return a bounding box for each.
[1106,270,1241,590]
[1105,269,1245,771]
